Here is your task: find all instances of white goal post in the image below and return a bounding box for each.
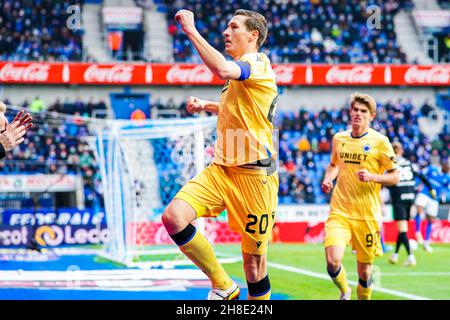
[88,116,227,268]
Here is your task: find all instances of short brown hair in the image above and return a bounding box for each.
[233,9,268,49]
[350,92,377,114]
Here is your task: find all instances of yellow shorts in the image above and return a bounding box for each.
[324,213,383,264]
[174,163,279,255]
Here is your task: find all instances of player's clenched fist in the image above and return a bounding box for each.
[321,179,334,194]
[175,10,196,35]
[356,169,374,183]
[186,96,205,114]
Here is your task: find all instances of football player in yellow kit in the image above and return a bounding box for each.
[321,93,400,300]
[162,9,278,300]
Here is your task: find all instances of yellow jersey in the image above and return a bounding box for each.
[330,128,397,221]
[213,52,278,166]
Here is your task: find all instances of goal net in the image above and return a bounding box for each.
[89,116,227,268]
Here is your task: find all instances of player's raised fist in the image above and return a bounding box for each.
[186,96,204,114]
[175,10,196,35]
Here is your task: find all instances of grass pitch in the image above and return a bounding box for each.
[215,243,450,300]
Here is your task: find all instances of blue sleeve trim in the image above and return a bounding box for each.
[235,61,251,81]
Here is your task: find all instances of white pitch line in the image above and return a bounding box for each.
[215,252,432,300]
[348,272,450,277]
[266,261,432,300]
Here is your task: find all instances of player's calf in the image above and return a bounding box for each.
[242,253,271,300]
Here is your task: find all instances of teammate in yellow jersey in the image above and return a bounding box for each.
[162,9,278,300]
[321,93,400,300]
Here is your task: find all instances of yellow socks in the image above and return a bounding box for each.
[357,278,373,300]
[327,265,350,294]
[171,224,233,290]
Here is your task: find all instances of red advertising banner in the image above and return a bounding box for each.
[129,220,450,246]
[0,62,448,86]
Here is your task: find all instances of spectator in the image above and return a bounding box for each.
[108,31,123,60]
[318,136,331,154]
[420,100,434,117]
[298,135,311,152]
[29,97,46,113]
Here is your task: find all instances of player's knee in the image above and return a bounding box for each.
[326,257,341,272]
[162,202,186,233]
[358,269,371,281]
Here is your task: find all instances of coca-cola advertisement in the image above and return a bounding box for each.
[165,64,217,84]
[0,62,62,83]
[83,64,135,83]
[0,62,448,86]
[403,65,450,85]
[324,65,376,84]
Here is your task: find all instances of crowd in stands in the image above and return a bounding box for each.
[13,96,108,118]
[0,0,426,64]
[163,0,410,64]
[0,98,103,210]
[0,0,83,62]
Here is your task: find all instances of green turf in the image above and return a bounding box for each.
[214,243,450,300]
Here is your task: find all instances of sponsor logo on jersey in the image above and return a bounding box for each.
[339,152,368,165]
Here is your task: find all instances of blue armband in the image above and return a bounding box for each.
[235,61,251,81]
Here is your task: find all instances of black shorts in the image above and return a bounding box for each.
[392,202,413,221]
